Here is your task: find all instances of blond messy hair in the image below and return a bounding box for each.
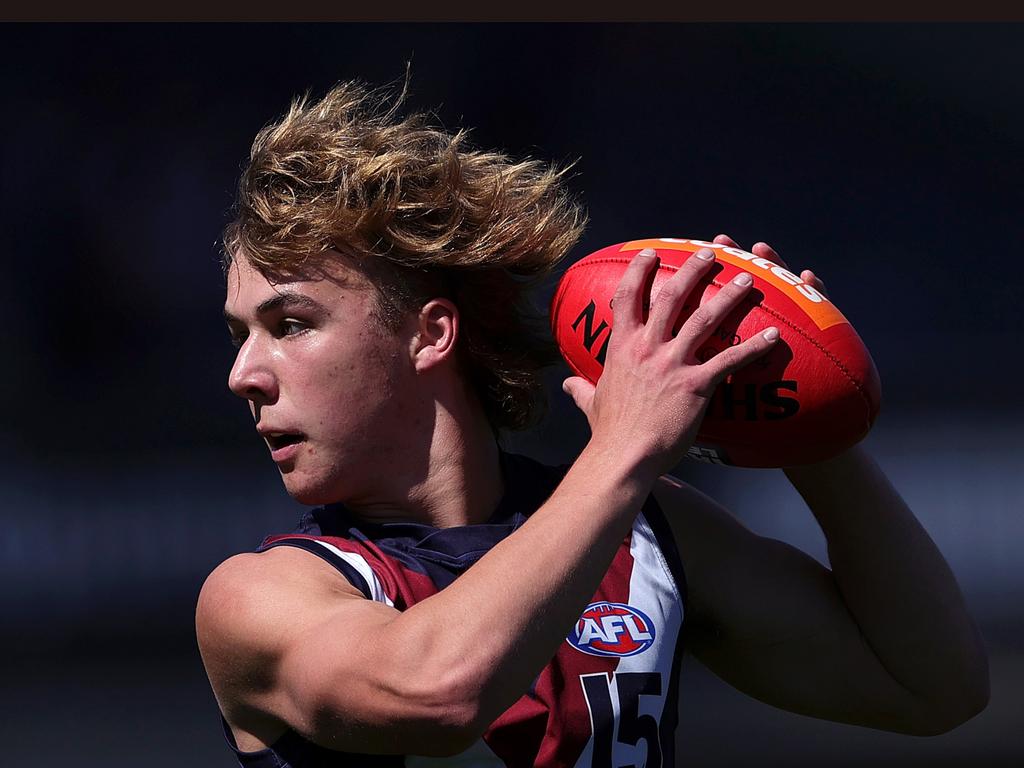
[223,80,587,431]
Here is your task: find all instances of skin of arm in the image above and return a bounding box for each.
[653,462,989,737]
[783,445,990,729]
[198,247,781,755]
[649,234,989,736]
[199,444,656,756]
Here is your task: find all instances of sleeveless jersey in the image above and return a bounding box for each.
[222,452,688,768]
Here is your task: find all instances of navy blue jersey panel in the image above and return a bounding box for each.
[220,452,585,767]
[305,452,567,589]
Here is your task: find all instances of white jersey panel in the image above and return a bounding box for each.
[573,510,684,768]
[311,539,395,607]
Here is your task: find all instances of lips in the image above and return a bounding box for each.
[256,428,306,463]
[264,432,304,451]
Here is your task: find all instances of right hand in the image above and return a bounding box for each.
[562,246,779,477]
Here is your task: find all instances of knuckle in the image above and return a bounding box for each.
[714,346,741,370]
[712,343,753,375]
[654,277,686,305]
[612,283,640,310]
[612,281,633,304]
[685,305,715,333]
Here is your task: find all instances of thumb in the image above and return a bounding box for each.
[562,376,596,419]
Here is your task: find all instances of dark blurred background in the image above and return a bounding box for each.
[2,23,1021,766]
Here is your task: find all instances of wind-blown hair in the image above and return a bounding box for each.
[223,80,586,431]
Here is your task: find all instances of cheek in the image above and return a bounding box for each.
[314,336,410,420]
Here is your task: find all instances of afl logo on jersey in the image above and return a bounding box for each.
[568,601,656,657]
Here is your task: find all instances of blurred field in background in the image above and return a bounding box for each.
[3,414,1021,765]
[3,23,1021,766]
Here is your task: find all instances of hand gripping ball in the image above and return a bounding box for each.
[550,238,882,468]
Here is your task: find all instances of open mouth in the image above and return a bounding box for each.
[266,433,305,451]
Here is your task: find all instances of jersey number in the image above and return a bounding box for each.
[580,671,662,768]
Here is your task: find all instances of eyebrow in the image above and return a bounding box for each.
[223,292,331,324]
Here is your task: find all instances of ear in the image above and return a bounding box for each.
[410,298,459,373]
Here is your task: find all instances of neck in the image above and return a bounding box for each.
[345,386,505,529]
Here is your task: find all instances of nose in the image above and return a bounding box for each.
[228,334,279,405]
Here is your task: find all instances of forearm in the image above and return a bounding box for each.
[784,445,989,713]
[387,440,657,729]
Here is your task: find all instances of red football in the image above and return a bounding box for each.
[550,237,882,468]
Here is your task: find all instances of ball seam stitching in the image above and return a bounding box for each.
[565,256,874,412]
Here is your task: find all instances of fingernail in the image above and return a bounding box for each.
[638,248,657,257]
[763,327,779,341]
[733,273,753,286]
[695,248,714,261]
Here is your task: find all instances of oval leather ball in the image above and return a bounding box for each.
[551,237,881,468]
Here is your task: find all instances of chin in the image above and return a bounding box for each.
[282,477,334,507]
[280,468,349,507]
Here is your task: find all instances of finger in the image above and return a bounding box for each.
[752,241,788,270]
[644,248,717,342]
[670,270,756,356]
[713,233,740,249]
[612,248,659,333]
[801,269,830,299]
[700,326,781,385]
[801,268,820,284]
[562,376,596,421]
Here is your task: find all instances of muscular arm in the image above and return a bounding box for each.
[783,446,989,728]
[199,247,779,755]
[199,444,653,756]
[656,450,989,736]
[665,234,990,734]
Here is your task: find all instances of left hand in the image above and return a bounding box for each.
[714,233,856,468]
[713,233,830,300]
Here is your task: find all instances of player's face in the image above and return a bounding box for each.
[223,254,416,506]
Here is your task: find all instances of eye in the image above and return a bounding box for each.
[278,319,309,338]
[228,330,248,349]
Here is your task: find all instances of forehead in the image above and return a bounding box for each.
[224,252,374,318]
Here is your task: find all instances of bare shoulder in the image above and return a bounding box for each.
[196,547,365,723]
